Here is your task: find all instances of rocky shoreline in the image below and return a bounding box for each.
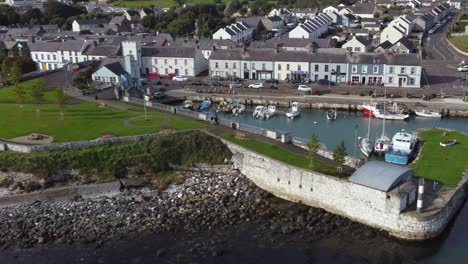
[0,167,377,249]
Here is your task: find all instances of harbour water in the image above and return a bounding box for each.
[208,107,468,157]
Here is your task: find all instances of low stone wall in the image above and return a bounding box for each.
[0,181,121,208]
[222,139,467,240]
[0,131,181,153]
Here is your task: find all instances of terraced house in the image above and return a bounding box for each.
[212,21,253,43]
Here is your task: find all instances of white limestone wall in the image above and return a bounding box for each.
[224,140,467,240]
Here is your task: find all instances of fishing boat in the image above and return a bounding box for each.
[286,102,300,119]
[253,105,267,119]
[385,131,418,165]
[374,94,391,154]
[373,109,409,120]
[199,100,211,110]
[326,109,337,120]
[264,105,276,119]
[440,139,457,147]
[415,110,442,118]
[362,101,379,115]
[183,100,193,109]
[359,105,374,157]
[231,103,245,115]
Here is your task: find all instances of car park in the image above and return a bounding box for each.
[298,84,312,92]
[173,76,189,81]
[248,83,263,89]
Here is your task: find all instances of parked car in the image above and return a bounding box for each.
[264,79,279,84]
[156,87,166,92]
[167,73,176,79]
[298,85,312,92]
[209,76,223,81]
[152,92,166,99]
[148,72,161,79]
[457,66,468,72]
[230,83,243,88]
[191,81,207,86]
[232,77,243,82]
[317,79,335,86]
[211,82,224,87]
[173,76,189,81]
[249,83,263,89]
[195,89,203,93]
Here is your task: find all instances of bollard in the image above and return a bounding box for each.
[416,178,425,213]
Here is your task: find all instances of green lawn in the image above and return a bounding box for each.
[409,129,468,188]
[0,79,60,103]
[220,133,340,176]
[449,36,468,53]
[0,102,207,142]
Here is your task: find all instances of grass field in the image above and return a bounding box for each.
[409,129,468,188]
[220,133,340,176]
[0,102,207,142]
[0,79,60,103]
[449,36,468,53]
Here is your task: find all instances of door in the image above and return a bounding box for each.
[362,76,366,84]
[145,68,149,75]
[252,72,256,80]
[175,69,179,75]
[244,72,249,79]
[398,78,403,87]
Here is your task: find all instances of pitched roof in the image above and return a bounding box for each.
[83,44,121,57]
[355,36,372,46]
[29,41,62,52]
[75,18,108,25]
[58,40,86,51]
[378,40,393,49]
[141,46,197,58]
[103,61,127,76]
[395,37,413,50]
[386,53,420,65]
[349,161,413,192]
[110,16,127,25]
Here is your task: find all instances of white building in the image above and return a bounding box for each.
[384,54,422,88]
[30,40,91,71]
[289,13,332,39]
[72,18,108,32]
[292,8,318,19]
[388,16,413,35]
[6,0,34,8]
[380,25,406,44]
[212,21,253,43]
[342,36,374,52]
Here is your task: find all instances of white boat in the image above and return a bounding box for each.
[359,137,374,157]
[385,131,418,165]
[373,109,409,120]
[264,105,276,119]
[440,139,457,147]
[326,109,337,120]
[286,102,300,119]
[415,110,442,118]
[183,100,193,109]
[231,103,245,115]
[374,94,392,154]
[253,105,267,119]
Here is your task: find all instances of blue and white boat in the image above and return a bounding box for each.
[198,100,212,110]
[385,131,418,165]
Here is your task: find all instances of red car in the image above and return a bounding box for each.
[167,73,176,79]
[148,72,161,79]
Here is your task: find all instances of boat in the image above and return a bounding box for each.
[264,105,276,119]
[286,102,300,119]
[326,109,337,120]
[253,105,267,119]
[415,110,442,118]
[231,103,245,115]
[359,104,374,157]
[362,101,379,115]
[374,93,392,154]
[373,109,409,120]
[385,131,418,165]
[216,101,228,112]
[183,100,193,109]
[199,100,211,110]
[440,139,457,147]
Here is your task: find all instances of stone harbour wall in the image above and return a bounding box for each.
[223,139,467,240]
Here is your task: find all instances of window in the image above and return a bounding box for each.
[352,76,359,83]
[389,77,394,83]
[110,77,116,83]
[409,78,415,85]
[352,65,357,73]
[175,59,178,65]
[314,64,319,71]
[184,59,187,66]
[325,65,329,72]
[215,62,219,68]
[336,65,341,73]
[389,66,394,74]
[41,54,44,60]
[346,47,352,51]
[252,63,256,69]
[298,65,301,71]
[185,69,188,75]
[286,64,290,70]
[95,76,101,81]
[53,54,56,60]
[373,66,378,74]
[277,73,281,80]
[362,66,367,73]
[278,64,281,70]
[244,63,248,69]
[262,63,266,70]
[225,62,228,68]
[165,68,168,74]
[233,63,237,69]
[410,67,416,74]
[355,47,361,52]
[400,67,406,74]
[35,54,38,60]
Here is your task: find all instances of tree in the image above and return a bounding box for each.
[307,133,321,169]
[10,63,22,88]
[30,79,46,106]
[333,140,348,165]
[0,60,8,85]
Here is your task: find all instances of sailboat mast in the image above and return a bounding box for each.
[382,91,386,138]
[367,101,371,138]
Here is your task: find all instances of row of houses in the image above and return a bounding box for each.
[289,13,333,39]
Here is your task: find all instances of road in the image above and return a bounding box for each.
[421,12,468,96]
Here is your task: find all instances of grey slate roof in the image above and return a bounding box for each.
[83,44,121,57]
[355,36,372,46]
[75,18,108,25]
[104,61,127,76]
[141,46,197,58]
[110,16,126,25]
[209,49,242,60]
[387,53,420,65]
[396,37,414,50]
[58,40,86,51]
[378,40,393,49]
[29,41,62,52]
[349,161,413,192]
